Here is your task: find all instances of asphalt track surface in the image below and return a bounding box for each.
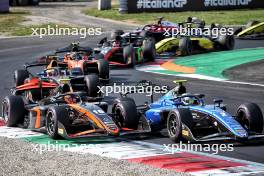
[0,35,264,164]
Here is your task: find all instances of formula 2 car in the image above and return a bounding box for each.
[96,31,156,67]
[155,17,235,56]
[14,61,100,97]
[123,80,264,142]
[2,90,151,139]
[235,20,264,40]
[54,43,110,81]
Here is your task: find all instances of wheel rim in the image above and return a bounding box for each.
[168,114,178,137]
[47,112,55,135]
[2,101,9,123]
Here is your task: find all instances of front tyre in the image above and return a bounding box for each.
[97,59,109,80]
[236,103,264,133]
[46,106,70,140]
[113,98,139,129]
[85,74,99,97]
[2,96,26,127]
[123,45,136,68]
[167,108,194,142]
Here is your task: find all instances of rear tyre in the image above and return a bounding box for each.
[85,74,99,97]
[18,0,29,5]
[167,108,194,142]
[46,106,70,140]
[142,38,156,61]
[246,20,260,29]
[217,35,235,50]
[14,69,29,87]
[236,103,264,133]
[113,98,139,129]
[97,59,109,80]
[179,37,192,56]
[2,96,26,127]
[123,45,136,68]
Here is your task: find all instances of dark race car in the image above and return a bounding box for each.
[2,88,150,139]
[95,32,156,67]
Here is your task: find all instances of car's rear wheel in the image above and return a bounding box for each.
[2,96,26,127]
[113,98,139,129]
[179,37,192,56]
[236,103,264,133]
[46,106,70,140]
[217,35,235,50]
[97,59,109,80]
[85,74,99,97]
[14,69,29,87]
[167,108,194,142]
[123,45,136,68]
[142,38,156,61]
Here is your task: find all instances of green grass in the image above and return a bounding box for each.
[84,6,264,25]
[0,10,72,36]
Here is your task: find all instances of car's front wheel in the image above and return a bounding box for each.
[236,103,264,133]
[46,106,70,140]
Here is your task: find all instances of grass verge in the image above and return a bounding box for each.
[84,6,264,25]
[0,10,71,37]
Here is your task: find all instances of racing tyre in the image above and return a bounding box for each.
[14,69,29,87]
[46,106,71,139]
[18,0,29,6]
[110,30,124,40]
[97,59,109,80]
[2,96,26,127]
[113,98,139,129]
[167,108,194,142]
[29,0,39,5]
[217,35,235,50]
[246,20,260,29]
[236,103,264,133]
[179,37,192,56]
[142,38,156,61]
[123,45,136,68]
[85,74,99,97]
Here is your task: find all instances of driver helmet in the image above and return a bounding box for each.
[182,93,195,106]
[25,90,34,103]
[46,69,59,77]
[70,52,82,60]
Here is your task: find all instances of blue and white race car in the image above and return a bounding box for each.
[118,80,264,142]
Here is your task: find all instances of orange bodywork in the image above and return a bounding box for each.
[63,55,97,71]
[68,104,120,136]
[16,77,58,91]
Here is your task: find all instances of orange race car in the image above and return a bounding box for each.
[55,43,110,82]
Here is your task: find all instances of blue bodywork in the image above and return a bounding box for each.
[144,89,249,139]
